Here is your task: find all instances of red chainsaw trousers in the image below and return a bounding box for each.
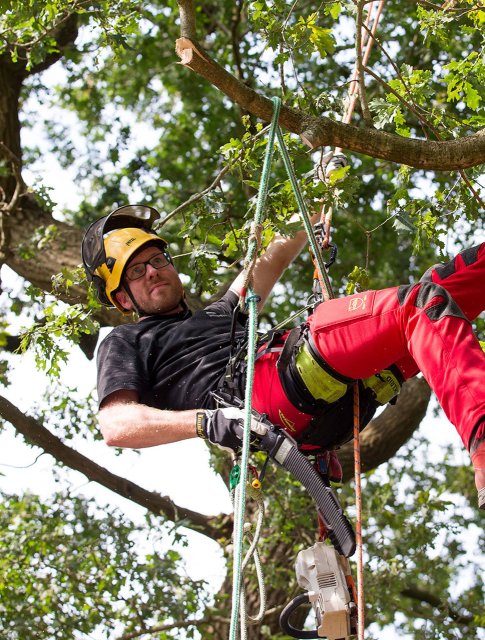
[252,243,485,452]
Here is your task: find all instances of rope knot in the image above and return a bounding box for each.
[239,222,264,310]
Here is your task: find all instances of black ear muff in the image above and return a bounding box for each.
[92,274,112,307]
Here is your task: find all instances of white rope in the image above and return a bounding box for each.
[230,483,267,639]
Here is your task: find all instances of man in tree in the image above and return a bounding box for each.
[82,204,485,509]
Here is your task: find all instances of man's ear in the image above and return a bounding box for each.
[114,289,134,312]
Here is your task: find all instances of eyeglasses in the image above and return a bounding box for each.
[125,252,171,281]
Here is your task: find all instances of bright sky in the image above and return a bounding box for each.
[0,314,231,590]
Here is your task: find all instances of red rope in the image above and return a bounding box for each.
[353,382,365,640]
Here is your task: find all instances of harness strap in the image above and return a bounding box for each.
[277,326,354,415]
[304,331,354,386]
[276,326,306,374]
[362,365,403,405]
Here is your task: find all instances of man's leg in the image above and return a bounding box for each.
[398,243,485,507]
[420,244,485,505]
[421,243,485,321]
[390,244,485,379]
[307,243,485,506]
[309,283,484,442]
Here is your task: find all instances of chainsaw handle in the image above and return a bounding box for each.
[279,594,319,639]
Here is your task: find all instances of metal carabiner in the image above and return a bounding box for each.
[325,242,338,269]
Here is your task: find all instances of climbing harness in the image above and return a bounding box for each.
[278,326,355,412]
[362,367,402,406]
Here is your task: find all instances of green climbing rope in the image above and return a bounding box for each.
[229,96,282,640]
[276,125,335,300]
[229,95,335,639]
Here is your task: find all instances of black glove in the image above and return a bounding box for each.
[195,407,270,451]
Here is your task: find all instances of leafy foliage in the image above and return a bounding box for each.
[0,491,209,639]
[0,0,483,638]
[19,297,98,377]
[359,435,484,639]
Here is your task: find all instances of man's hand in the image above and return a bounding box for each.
[196,407,269,451]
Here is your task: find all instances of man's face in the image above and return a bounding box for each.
[115,245,185,317]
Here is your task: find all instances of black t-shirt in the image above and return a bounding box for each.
[97,290,246,410]
[97,290,382,451]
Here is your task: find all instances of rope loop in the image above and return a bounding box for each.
[230,479,267,637]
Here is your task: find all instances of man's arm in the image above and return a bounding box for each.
[99,390,198,448]
[99,390,255,452]
[229,213,320,308]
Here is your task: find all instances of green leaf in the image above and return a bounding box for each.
[464,83,481,110]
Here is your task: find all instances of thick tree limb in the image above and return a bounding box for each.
[401,585,474,624]
[338,377,432,481]
[3,195,125,328]
[174,27,485,170]
[0,393,229,540]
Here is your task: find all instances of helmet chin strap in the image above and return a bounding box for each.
[122,281,148,317]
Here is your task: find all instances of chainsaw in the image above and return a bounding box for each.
[280,542,358,639]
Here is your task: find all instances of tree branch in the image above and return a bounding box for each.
[338,377,432,481]
[0,393,229,540]
[354,0,372,125]
[177,0,198,40]
[174,36,485,170]
[401,585,474,624]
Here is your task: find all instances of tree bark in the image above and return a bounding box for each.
[0,54,25,226]
[3,193,130,326]
[0,392,230,540]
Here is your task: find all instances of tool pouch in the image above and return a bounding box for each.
[362,365,403,406]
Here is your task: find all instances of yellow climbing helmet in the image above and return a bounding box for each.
[81,204,169,313]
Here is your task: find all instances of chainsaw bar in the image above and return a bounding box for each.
[260,428,356,558]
